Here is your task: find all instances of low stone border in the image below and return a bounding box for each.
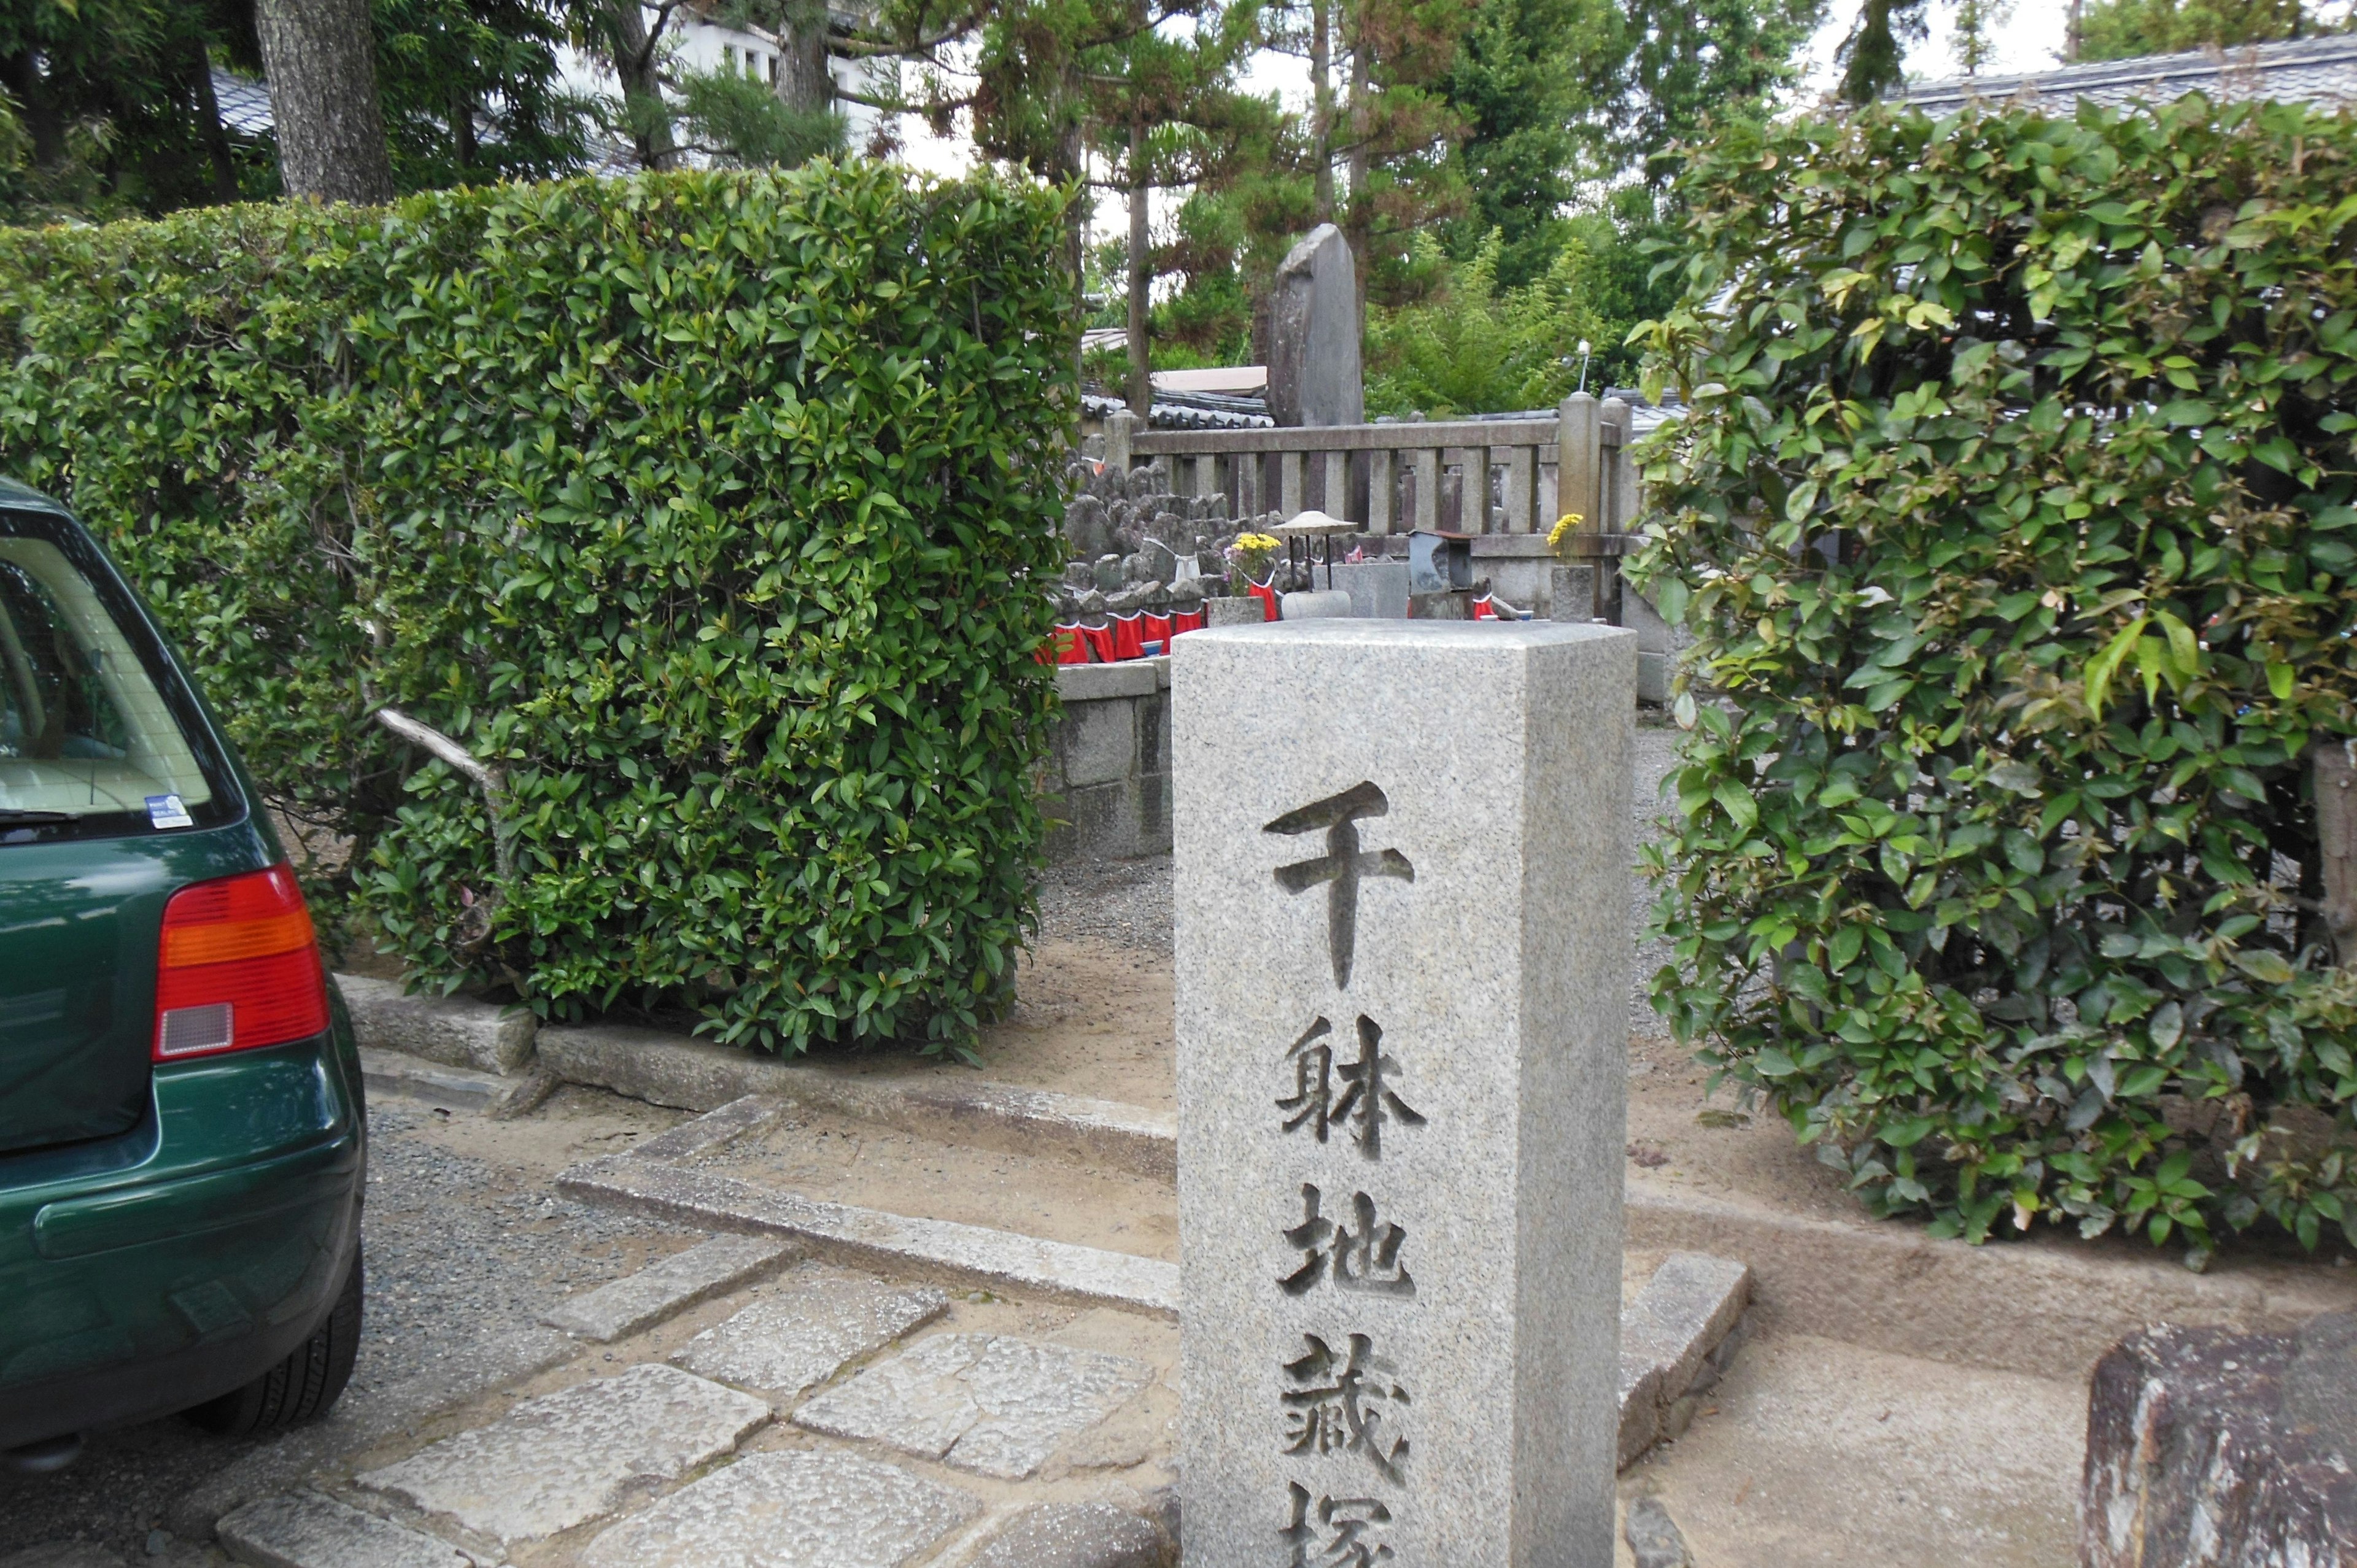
[1625,1179,2357,1385]
[538,1022,1176,1181]
[337,975,535,1075]
[557,1111,1185,1319]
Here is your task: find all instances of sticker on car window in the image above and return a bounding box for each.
[146,794,194,829]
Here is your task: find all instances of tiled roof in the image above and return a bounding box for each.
[209,67,643,177]
[1905,32,2357,116]
[211,70,273,136]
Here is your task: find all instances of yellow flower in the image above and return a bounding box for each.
[1234,532,1280,552]
[1546,512,1585,549]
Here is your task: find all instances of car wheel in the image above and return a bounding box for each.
[185,1246,362,1436]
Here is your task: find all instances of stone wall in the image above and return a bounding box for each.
[1041,660,1172,862]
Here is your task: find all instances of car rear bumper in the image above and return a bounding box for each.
[0,1032,365,1448]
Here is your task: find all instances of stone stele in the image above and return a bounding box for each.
[1264,223,1364,429]
[1172,619,1635,1567]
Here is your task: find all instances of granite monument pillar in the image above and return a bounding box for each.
[1174,619,1635,1567]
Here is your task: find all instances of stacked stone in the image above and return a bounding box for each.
[1055,458,1225,626]
[1050,458,1366,627]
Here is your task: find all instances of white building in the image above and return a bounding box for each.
[560,2,893,156]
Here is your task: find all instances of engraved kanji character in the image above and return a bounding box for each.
[1279,1016,1424,1160]
[1279,1184,1415,1298]
[1279,1017,1340,1142]
[1282,1332,1411,1482]
[1331,1016,1423,1159]
[1281,1483,1397,1567]
[1265,781,1414,989]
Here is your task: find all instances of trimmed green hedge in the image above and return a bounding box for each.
[0,166,1075,1054]
[1632,97,2357,1257]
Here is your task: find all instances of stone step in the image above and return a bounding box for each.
[557,1151,1183,1318]
[542,1233,797,1343]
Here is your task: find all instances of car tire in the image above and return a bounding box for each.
[184,1245,362,1436]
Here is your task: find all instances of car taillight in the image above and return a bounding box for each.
[153,864,330,1060]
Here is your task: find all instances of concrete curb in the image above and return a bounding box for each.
[555,1152,1183,1318]
[360,1048,559,1121]
[336,976,535,1076]
[1626,1178,2357,1383]
[536,1022,1176,1181]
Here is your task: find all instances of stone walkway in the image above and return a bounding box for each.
[204,1243,1180,1567]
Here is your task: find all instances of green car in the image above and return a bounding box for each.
[0,482,365,1473]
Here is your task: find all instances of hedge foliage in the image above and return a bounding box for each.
[0,166,1075,1054]
[1631,97,2357,1257]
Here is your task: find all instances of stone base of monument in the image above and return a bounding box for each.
[2081,1311,2357,1566]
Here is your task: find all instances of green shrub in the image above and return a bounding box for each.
[1630,96,2357,1257]
[0,165,1075,1056]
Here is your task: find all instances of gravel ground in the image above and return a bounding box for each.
[0,1102,686,1564]
[1037,853,1174,956]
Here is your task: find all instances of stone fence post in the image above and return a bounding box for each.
[1174,619,1636,1567]
[1106,407,1139,477]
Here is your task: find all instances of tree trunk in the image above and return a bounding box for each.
[451,90,478,172]
[1343,0,1369,346]
[0,52,65,172]
[2065,0,2084,63]
[600,0,679,171]
[1126,117,1152,417]
[2319,738,2357,967]
[778,0,833,115]
[254,0,395,203]
[185,35,241,204]
[1310,0,1334,223]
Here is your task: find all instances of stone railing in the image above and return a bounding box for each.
[1105,390,1646,623]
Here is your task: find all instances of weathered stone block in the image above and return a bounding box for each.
[1173,620,1636,1567]
[543,1234,795,1343]
[968,1501,1172,1568]
[1266,223,1364,428]
[1329,560,1409,620]
[2082,1311,2357,1566]
[672,1269,946,1404]
[355,1364,768,1547]
[1059,699,1139,791]
[578,1449,977,1568]
[335,975,535,1074]
[792,1332,1153,1480]
[1550,563,1598,622]
[1636,651,1669,705]
[217,1491,468,1568]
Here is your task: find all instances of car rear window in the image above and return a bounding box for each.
[0,508,239,844]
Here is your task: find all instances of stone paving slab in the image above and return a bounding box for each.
[673,1269,946,1404]
[792,1333,1153,1480]
[216,1491,470,1568]
[355,1363,768,1547]
[544,1235,797,1342]
[967,1500,1172,1568]
[559,1154,1181,1317]
[170,1326,579,1540]
[579,1448,977,1568]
